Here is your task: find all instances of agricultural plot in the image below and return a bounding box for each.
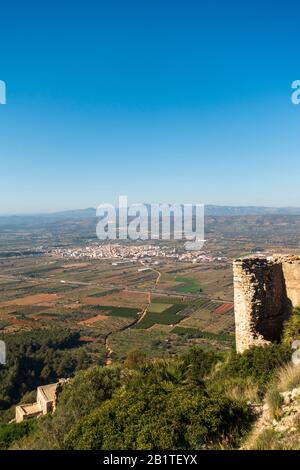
[180,301,235,335]
[0,244,236,357]
[109,328,168,360]
[2,293,59,307]
[87,288,121,298]
[214,302,234,315]
[187,266,233,300]
[151,296,188,304]
[0,278,79,304]
[148,303,172,313]
[84,305,141,319]
[174,276,202,293]
[78,314,132,334]
[171,326,234,344]
[81,290,148,309]
[134,304,187,329]
[3,211,300,361]
[110,321,233,360]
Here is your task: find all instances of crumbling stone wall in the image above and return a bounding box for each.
[234,255,300,353]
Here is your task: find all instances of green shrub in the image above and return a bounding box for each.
[127,348,219,389]
[10,365,122,450]
[124,349,147,370]
[9,346,258,450]
[209,344,291,399]
[63,385,252,450]
[212,344,290,395]
[180,347,219,384]
[283,308,300,345]
[0,328,93,409]
[0,420,36,449]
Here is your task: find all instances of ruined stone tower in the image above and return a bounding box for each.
[233,255,300,353]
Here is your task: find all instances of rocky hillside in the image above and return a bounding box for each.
[244,363,300,450]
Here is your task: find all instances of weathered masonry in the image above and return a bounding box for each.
[233,255,300,353]
[15,379,68,423]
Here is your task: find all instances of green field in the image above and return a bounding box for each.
[174,276,202,293]
[134,304,185,329]
[148,303,172,313]
[87,305,140,319]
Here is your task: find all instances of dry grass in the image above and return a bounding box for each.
[250,424,300,450]
[251,428,283,450]
[223,377,259,403]
[266,386,284,419]
[277,363,300,392]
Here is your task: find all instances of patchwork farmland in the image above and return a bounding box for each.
[0,247,235,363]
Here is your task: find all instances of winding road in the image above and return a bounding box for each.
[104,263,161,365]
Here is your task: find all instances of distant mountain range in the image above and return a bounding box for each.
[205,205,300,216]
[2,205,300,223]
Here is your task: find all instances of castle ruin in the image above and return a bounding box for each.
[233,255,300,353]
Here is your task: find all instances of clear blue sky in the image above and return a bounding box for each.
[0,0,300,213]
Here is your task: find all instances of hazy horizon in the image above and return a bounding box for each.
[2,203,300,217]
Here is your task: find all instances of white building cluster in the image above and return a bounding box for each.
[52,243,218,264]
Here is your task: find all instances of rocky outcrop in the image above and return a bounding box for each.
[243,386,300,450]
